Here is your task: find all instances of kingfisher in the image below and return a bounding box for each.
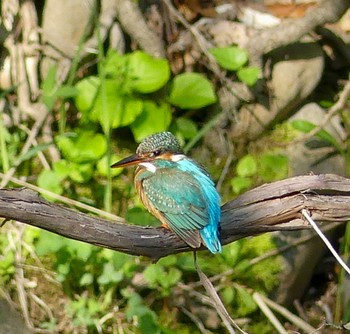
[111,132,221,254]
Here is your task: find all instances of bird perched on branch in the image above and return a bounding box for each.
[111,132,221,253]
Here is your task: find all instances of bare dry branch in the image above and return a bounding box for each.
[115,0,165,57]
[1,174,350,260]
[246,0,350,65]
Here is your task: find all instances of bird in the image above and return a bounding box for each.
[111,131,222,254]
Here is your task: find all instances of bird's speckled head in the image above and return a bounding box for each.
[136,132,183,155]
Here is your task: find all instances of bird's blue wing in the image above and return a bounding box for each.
[140,168,210,248]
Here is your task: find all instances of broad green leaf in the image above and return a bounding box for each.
[52,160,71,180]
[104,51,127,77]
[79,273,94,286]
[131,101,172,142]
[65,239,93,260]
[236,154,257,177]
[128,51,170,93]
[259,153,288,182]
[237,67,260,86]
[41,65,57,96]
[41,66,58,109]
[92,80,143,131]
[97,263,123,285]
[56,132,107,163]
[125,292,152,319]
[291,119,342,152]
[174,117,198,139]
[169,72,217,109]
[210,46,248,71]
[68,162,93,183]
[139,313,160,334]
[97,154,124,177]
[231,176,252,194]
[37,169,63,197]
[75,76,100,112]
[222,286,235,304]
[35,230,66,255]
[55,85,78,98]
[235,285,257,316]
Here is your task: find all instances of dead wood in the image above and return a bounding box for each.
[0,174,350,261]
[246,0,350,65]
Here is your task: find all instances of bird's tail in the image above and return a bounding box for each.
[200,225,222,254]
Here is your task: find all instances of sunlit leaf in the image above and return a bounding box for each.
[291,119,342,152]
[259,153,288,182]
[74,76,100,112]
[131,101,172,142]
[169,73,217,109]
[231,176,252,194]
[210,46,248,71]
[128,51,170,93]
[236,154,257,177]
[237,67,260,86]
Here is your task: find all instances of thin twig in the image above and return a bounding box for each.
[252,292,287,334]
[0,172,124,222]
[194,252,248,334]
[253,292,318,333]
[302,209,350,275]
[181,306,212,334]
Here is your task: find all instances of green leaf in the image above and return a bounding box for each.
[97,154,124,177]
[128,51,170,93]
[104,51,127,77]
[35,230,66,255]
[291,119,342,152]
[236,154,257,177]
[125,207,159,227]
[92,80,143,131]
[124,292,152,320]
[174,117,198,139]
[65,239,92,261]
[55,85,78,98]
[131,101,172,142]
[143,264,164,287]
[237,67,260,86]
[235,285,257,316]
[97,263,123,285]
[259,153,288,182]
[75,76,100,113]
[210,46,248,71]
[41,65,57,96]
[231,176,252,194]
[68,162,93,183]
[56,132,107,163]
[139,313,160,334]
[79,273,94,286]
[37,170,64,197]
[169,72,217,109]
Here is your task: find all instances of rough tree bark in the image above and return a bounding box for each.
[0,174,350,261]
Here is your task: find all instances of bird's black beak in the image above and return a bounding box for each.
[111,154,143,168]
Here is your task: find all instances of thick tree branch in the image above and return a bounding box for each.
[115,0,165,57]
[246,0,350,65]
[1,174,350,260]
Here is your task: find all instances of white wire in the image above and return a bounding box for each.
[301,209,350,276]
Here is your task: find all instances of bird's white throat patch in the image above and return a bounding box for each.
[139,162,157,173]
[170,154,185,162]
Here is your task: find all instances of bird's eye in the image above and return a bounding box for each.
[152,150,162,157]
